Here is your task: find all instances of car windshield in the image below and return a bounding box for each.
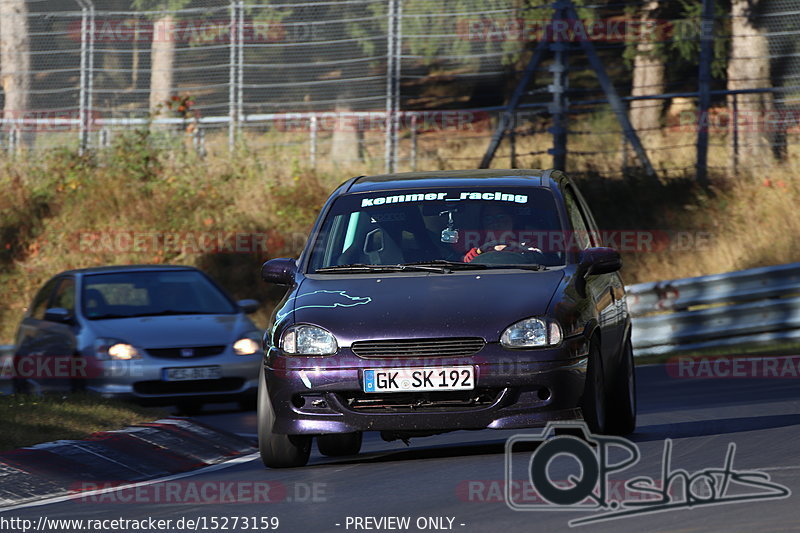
[82,270,237,319]
[308,187,565,272]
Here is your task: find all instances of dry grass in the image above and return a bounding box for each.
[0,393,165,451]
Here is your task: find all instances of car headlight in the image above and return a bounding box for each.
[280,324,338,356]
[500,318,563,348]
[233,331,262,356]
[94,338,142,360]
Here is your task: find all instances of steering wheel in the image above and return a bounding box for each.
[469,240,544,264]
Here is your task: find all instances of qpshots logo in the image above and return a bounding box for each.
[504,422,790,526]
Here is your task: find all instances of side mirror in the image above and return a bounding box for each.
[261,258,297,286]
[237,299,260,314]
[44,307,72,323]
[578,247,622,278]
[575,248,621,298]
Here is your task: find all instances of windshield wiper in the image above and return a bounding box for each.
[125,310,218,318]
[402,260,489,270]
[407,260,547,271]
[483,263,547,271]
[316,263,449,274]
[88,313,139,320]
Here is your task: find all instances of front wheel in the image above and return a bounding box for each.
[258,366,311,468]
[318,432,363,457]
[580,341,607,434]
[606,337,636,436]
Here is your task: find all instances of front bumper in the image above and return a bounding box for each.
[83,352,260,404]
[264,335,589,435]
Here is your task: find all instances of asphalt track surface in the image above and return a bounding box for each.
[4,364,800,532]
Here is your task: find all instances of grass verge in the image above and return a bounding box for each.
[0,393,166,452]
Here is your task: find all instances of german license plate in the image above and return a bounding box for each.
[162,366,222,381]
[363,366,474,393]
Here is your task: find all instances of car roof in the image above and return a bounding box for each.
[344,169,561,195]
[59,264,198,276]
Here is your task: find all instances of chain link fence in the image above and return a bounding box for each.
[1,0,799,179]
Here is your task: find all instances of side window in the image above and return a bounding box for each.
[563,187,592,250]
[29,279,59,320]
[52,278,76,313]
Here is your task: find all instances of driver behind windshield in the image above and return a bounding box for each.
[463,203,542,262]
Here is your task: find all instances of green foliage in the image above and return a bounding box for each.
[623,0,729,79]
[131,0,191,15]
[669,0,729,79]
[106,127,164,182]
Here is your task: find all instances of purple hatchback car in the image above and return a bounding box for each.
[257,169,635,467]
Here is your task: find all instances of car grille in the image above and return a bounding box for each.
[133,378,245,395]
[145,346,226,359]
[339,389,502,412]
[351,337,485,358]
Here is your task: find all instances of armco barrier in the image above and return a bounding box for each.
[628,263,800,357]
[0,345,13,395]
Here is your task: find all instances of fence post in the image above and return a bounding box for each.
[99,127,109,149]
[510,125,517,168]
[393,0,402,173]
[237,0,244,137]
[193,124,206,157]
[310,114,318,169]
[695,0,713,187]
[732,93,739,176]
[88,1,95,146]
[410,113,417,171]
[78,1,88,154]
[549,38,568,170]
[228,0,237,151]
[384,0,398,173]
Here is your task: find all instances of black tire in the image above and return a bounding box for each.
[580,341,607,435]
[606,337,637,436]
[70,354,87,394]
[176,403,203,416]
[12,377,30,395]
[258,366,311,468]
[317,432,363,457]
[238,395,257,412]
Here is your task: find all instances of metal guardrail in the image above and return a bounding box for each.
[629,263,800,357]
[0,345,14,395]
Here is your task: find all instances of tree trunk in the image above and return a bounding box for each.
[330,99,364,164]
[727,0,773,174]
[629,0,665,150]
[0,0,31,147]
[149,14,175,121]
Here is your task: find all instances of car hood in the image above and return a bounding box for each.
[87,314,252,348]
[289,270,565,345]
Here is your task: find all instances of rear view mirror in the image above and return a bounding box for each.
[261,258,297,286]
[44,307,72,323]
[363,229,384,254]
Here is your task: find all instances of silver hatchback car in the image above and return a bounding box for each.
[11,265,261,412]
